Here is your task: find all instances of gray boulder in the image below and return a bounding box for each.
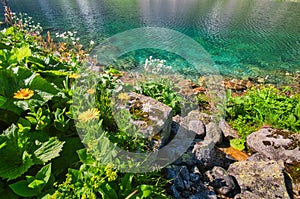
[114,92,173,148]
[204,122,223,144]
[228,160,290,199]
[234,191,262,199]
[192,140,234,172]
[204,166,236,196]
[219,119,239,139]
[246,127,300,163]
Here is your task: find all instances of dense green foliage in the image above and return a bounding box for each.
[137,80,183,115]
[226,85,300,150]
[0,14,168,198]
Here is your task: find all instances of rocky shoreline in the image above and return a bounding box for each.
[116,69,300,199]
[164,114,299,199]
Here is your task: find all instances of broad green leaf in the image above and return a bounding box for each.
[51,137,83,176]
[0,95,7,107]
[4,27,14,36]
[120,173,133,194]
[9,180,40,197]
[230,138,245,151]
[140,184,153,199]
[0,124,34,180]
[105,183,118,199]
[12,45,32,62]
[34,137,64,163]
[99,184,118,199]
[35,163,52,184]
[28,179,45,189]
[0,69,18,97]
[0,150,34,180]
[77,148,96,165]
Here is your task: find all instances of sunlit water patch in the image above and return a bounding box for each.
[4,0,300,83]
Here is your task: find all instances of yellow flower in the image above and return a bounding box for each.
[13,88,34,100]
[117,92,130,101]
[87,88,96,94]
[78,108,100,123]
[105,163,118,181]
[68,73,81,79]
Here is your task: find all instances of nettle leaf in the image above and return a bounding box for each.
[0,150,35,180]
[0,124,35,180]
[34,137,64,163]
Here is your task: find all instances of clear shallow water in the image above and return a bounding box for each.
[5,0,300,82]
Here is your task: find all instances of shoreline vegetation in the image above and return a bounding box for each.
[0,3,299,199]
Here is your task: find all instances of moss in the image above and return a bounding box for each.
[285,162,300,184]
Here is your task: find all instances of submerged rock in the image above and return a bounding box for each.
[223,78,253,91]
[228,160,290,199]
[246,127,300,163]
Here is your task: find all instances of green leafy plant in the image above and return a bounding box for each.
[137,79,183,115]
[9,163,54,197]
[226,85,300,150]
[51,149,168,199]
[0,8,170,198]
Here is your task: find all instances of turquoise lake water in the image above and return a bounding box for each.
[6,0,300,82]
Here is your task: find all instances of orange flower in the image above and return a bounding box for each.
[13,88,34,100]
[78,108,100,123]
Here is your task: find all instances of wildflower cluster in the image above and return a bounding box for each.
[104,163,118,181]
[144,56,173,74]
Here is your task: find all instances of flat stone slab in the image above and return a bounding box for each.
[228,160,290,199]
[246,127,300,163]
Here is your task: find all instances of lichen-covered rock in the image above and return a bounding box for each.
[192,140,234,172]
[228,160,290,199]
[218,119,239,139]
[234,191,262,199]
[204,166,236,196]
[115,92,173,148]
[185,110,205,137]
[246,128,300,163]
[204,122,223,144]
